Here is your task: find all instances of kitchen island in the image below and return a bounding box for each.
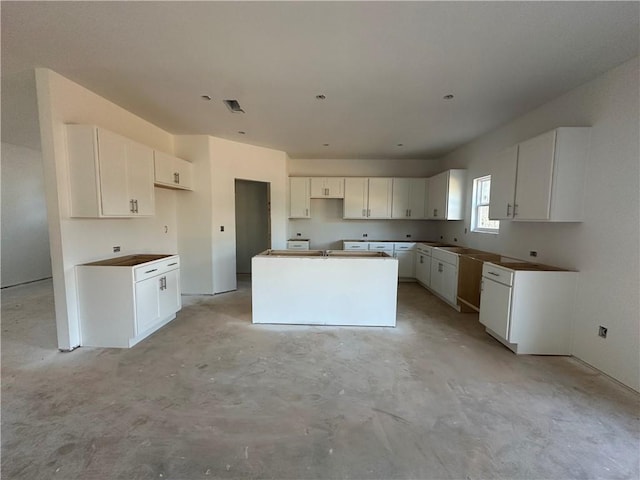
[251,250,398,326]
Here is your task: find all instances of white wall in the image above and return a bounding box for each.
[209,137,288,293]
[436,58,640,391]
[36,69,179,350]
[1,142,52,287]
[288,158,445,248]
[174,135,215,295]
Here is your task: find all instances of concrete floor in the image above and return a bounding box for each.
[2,277,639,480]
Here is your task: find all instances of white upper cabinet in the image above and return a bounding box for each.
[490,127,590,222]
[489,146,519,220]
[367,178,393,218]
[154,150,194,191]
[66,125,155,218]
[426,169,466,220]
[343,178,369,218]
[392,178,427,219]
[310,177,344,198]
[343,177,392,219]
[289,177,311,218]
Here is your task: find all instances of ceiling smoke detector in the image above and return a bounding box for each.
[443,94,454,100]
[315,94,326,100]
[223,99,245,113]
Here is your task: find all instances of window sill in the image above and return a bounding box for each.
[471,228,499,235]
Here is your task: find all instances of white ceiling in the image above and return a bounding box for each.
[2,1,638,158]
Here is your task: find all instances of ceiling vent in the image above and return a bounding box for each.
[223,99,245,113]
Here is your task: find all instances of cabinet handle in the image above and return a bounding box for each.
[507,203,511,216]
[167,262,178,266]
[438,262,443,273]
[145,268,158,274]
[405,209,409,217]
[434,208,438,217]
[130,199,135,213]
[174,172,180,184]
[362,209,366,217]
[488,272,500,277]
[513,204,518,217]
[136,199,139,213]
[409,209,412,217]
[367,209,371,217]
[420,256,424,264]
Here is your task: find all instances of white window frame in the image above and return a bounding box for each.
[471,175,500,234]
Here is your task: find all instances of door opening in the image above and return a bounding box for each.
[234,179,271,275]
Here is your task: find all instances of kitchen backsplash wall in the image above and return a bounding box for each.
[287,157,445,249]
[288,199,442,250]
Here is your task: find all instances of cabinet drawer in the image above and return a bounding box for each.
[134,256,180,282]
[394,242,416,251]
[369,242,394,252]
[482,263,514,287]
[343,242,369,250]
[416,244,433,256]
[287,241,310,250]
[432,248,458,266]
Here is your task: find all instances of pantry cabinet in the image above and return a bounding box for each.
[343,177,392,219]
[391,178,427,219]
[489,127,590,222]
[289,177,311,218]
[426,170,466,220]
[66,125,155,217]
[154,150,193,190]
[310,177,344,198]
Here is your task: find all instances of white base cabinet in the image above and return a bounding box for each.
[76,255,181,348]
[415,244,433,287]
[429,248,459,308]
[479,262,576,354]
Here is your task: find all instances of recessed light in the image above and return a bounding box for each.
[443,94,454,100]
[238,131,246,135]
[201,95,212,101]
[315,94,326,100]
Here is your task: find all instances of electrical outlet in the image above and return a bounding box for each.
[296,233,301,237]
[363,233,368,238]
[406,234,411,238]
[453,237,458,242]
[529,251,538,257]
[598,326,608,338]
[220,226,224,232]
[113,246,120,253]
[440,236,443,240]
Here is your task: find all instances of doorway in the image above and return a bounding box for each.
[234,179,271,274]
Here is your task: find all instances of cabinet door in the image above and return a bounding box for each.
[343,178,368,218]
[430,260,443,295]
[441,262,458,304]
[175,159,193,190]
[135,276,161,334]
[479,278,512,339]
[514,130,556,220]
[159,269,181,318]
[289,178,310,218]
[126,140,155,216]
[97,129,130,216]
[489,146,518,219]
[396,251,415,278]
[408,178,427,219]
[367,178,392,218]
[427,172,448,219]
[310,178,327,198]
[325,178,344,198]
[391,178,410,218]
[154,151,177,186]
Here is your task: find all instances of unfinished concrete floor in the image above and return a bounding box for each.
[2,277,639,479]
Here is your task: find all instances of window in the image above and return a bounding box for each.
[471,175,500,233]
